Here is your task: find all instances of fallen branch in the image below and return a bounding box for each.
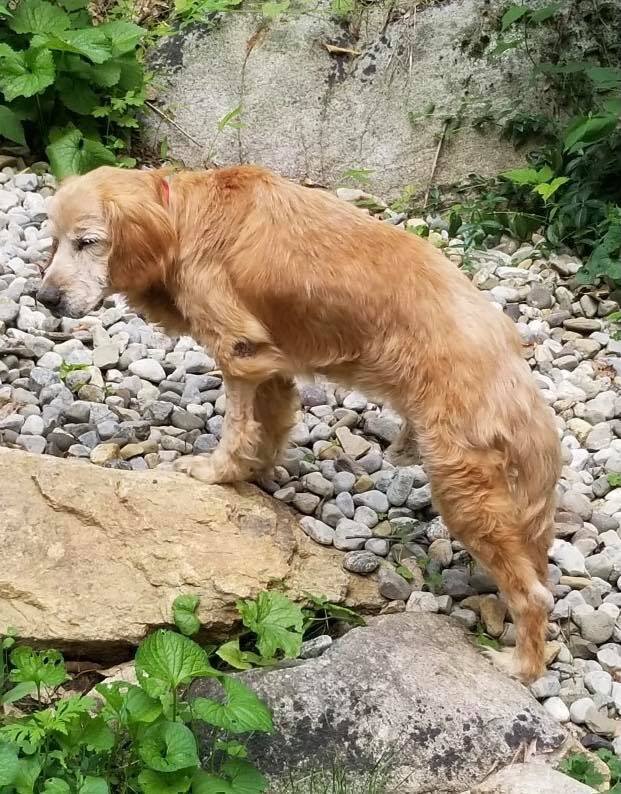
[145,101,203,149]
[323,43,361,56]
[423,118,449,209]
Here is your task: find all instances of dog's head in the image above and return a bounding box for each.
[37,166,176,318]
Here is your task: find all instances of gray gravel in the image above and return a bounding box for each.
[4,165,621,747]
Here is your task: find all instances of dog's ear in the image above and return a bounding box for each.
[103,175,176,294]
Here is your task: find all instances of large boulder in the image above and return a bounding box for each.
[470,763,596,793]
[0,448,382,655]
[144,0,534,198]
[192,614,568,793]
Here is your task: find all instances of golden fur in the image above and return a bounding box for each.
[41,165,562,683]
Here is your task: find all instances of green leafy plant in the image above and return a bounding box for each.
[0,628,272,794]
[490,1,621,285]
[0,0,147,176]
[58,361,89,381]
[217,591,304,671]
[172,596,201,638]
[608,473,621,488]
[3,647,68,704]
[204,104,244,163]
[301,594,365,638]
[415,557,443,595]
[559,752,605,788]
[0,628,16,701]
[473,624,501,652]
[2,592,365,793]
[340,167,373,187]
[216,592,364,671]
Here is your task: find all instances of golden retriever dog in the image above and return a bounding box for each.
[38,165,561,683]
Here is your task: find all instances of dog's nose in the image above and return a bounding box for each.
[36,285,61,309]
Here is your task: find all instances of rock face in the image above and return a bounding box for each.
[0,448,382,654]
[145,0,533,198]
[192,614,567,793]
[470,763,596,794]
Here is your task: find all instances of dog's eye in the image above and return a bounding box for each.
[75,237,98,251]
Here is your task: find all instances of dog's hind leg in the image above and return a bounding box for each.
[385,419,421,466]
[426,444,552,683]
[253,375,299,476]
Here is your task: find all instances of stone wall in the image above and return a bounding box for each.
[143,0,553,198]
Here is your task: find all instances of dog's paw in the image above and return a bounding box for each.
[479,646,520,680]
[174,456,219,484]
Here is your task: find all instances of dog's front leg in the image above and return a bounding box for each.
[175,376,262,484]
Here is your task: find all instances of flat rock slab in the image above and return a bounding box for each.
[0,449,382,654]
[469,762,596,793]
[192,614,567,793]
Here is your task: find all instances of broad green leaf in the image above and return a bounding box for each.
[46,127,116,179]
[577,221,621,284]
[237,592,304,659]
[135,630,216,698]
[586,66,621,91]
[192,760,267,794]
[173,595,201,637]
[98,21,145,56]
[216,640,260,671]
[80,716,115,751]
[529,2,561,22]
[0,105,25,145]
[13,755,42,794]
[533,176,569,202]
[96,680,161,724]
[0,43,16,60]
[537,60,585,76]
[125,685,163,723]
[10,647,68,690]
[59,0,90,9]
[138,769,193,794]
[0,743,19,787]
[1,681,36,704]
[79,777,109,794]
[603,97,621,116]
[564,114,618,151]
[509,212,540,241]
[43,779,71,794]
[192,772,234,794]
[0,48,55,101]
[489,38,521,57]
[57,76,99,114]
[214,740,247,759]
[192,676,273,735]
[116,55,145,91]
[0,3,11,18]
[501,5,528,30]
[9,0,70,35]
[30,29,112,64]
[95,680,130,716]
[501,167,544,186]
[221,760,267,794]
[73,58,122,88]
[138,721,199,773]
